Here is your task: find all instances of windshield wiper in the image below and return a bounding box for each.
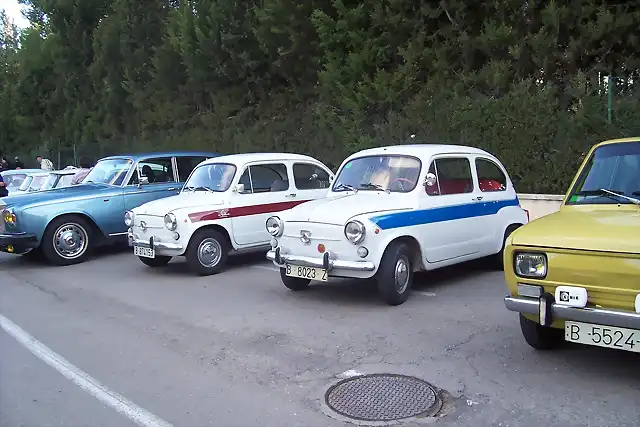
[576,189,640,205]
[334,183,358,192]
[184,185,215,193]
[359,182,389,192]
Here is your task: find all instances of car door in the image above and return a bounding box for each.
[290,162,333,202]
[473,155,512,253]
[230,161,292,246]
[420,155,483,263]
[123,156,180,212]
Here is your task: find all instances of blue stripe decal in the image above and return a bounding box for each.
[370,198,520,230]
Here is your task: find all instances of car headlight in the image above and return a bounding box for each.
[514,252,547,278]
[164,213,177,231]
[266,216,283,237]
[2,208,16,225]
[344,220,365,244]
[124,210,134,227]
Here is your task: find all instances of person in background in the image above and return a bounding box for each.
[36,155,54,171]
[14,156,25,169]
[71,156,93,185]
[0,174,8,197]
[1,157,12,171]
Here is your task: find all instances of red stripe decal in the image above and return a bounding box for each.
[188,199,312,223]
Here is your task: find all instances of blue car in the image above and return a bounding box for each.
[0,151,218,265]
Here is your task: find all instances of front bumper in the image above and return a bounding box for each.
[266,247,375,272]
[0,232,38,253]
[505,295,640,330]
[128,230,184,253]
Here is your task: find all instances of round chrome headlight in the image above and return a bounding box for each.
[124,210,134,227]
[164,213,177,231]
[266,216,283,237]
[344,220,365,244]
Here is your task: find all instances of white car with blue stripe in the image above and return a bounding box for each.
[266,144,529,305]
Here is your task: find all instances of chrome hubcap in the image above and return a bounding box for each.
[394,256,410,293]
[197,238,222,267]
[53,223,88,259]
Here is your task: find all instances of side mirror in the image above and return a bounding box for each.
[234,183,245,193]
[138,176,149,186]
[424,172,437,187]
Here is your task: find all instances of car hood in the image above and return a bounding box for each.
[511,206,640,254]
[284,192,414,225]
[133,192,226,216]
[0,184,115,209]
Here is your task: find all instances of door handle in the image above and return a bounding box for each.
[168,187,177,191]
[286,193,296,198]
[472,196,483,201]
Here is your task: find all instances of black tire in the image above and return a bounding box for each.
[41,215,94,266]
[519,314,563,350]
[279,268,311,290]
[186,228,229,276]
[493,224,520,270]
[376,241,414,306]
[138,255,172,267]
[21,247,44,261]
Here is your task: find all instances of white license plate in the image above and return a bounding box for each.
[565,321,640,353]
[133,245,155,258]
[285,264,327,282]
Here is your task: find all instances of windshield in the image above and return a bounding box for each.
[83,158,133,186]
[3,173,27,189]
[40,174,60,190]
[332,155,422,193]
[183,163,236,193]
[567,141,640,205]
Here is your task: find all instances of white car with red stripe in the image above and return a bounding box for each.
[266,144,529,305]
[125,153,334,275]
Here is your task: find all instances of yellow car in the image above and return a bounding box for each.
[504,137,640,352]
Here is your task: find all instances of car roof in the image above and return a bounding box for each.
[50,169,79,175]
[99,151,219,161]
[347,144,493,159]
[593,137,640,148]
[199,152,324,166]
[1,169,41,175]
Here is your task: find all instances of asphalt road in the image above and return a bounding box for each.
[0,247,638,427]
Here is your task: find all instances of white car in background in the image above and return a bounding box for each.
[126,153,335,275]
[13,171,51,195]
[266,144,529,305]
[0,169,42,194]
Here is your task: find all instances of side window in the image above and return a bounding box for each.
[475,158,507,192]
[129,157,175,185]
[425,157,473,196]
[292,163,331,189]
[176,156,208,182]
[237,163,289,194]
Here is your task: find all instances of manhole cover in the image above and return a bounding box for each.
[324,374,439,422]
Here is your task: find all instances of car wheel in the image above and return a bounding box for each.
[279,268,310,290]
[376,241,413,306]
[494,224,520,270]
[519,314,563,350]
[138,255,172,268]
[21,247,43,261]
[186,229,229,276]
[41,215,94,266]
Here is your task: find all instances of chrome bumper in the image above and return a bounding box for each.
[128,230,183,251]
[505,296,640,330]
[266,247,375,272]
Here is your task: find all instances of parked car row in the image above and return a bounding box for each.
[0,168,79,195]
[1,138,639,356]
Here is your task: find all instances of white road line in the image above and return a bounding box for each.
[252,264,279,272]
[0,313,174,427]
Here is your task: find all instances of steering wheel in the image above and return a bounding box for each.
[389,177,414,191]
